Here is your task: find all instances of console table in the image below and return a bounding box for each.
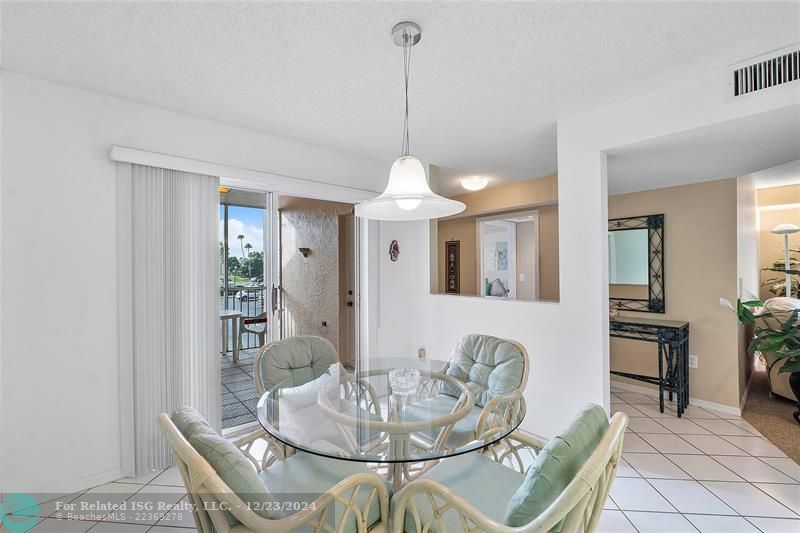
[610,316,690,417]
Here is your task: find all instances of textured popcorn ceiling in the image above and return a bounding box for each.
[2,2,798,195]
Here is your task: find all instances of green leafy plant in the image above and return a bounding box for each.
[737,300,800,374]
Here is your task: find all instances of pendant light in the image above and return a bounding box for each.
[355,22,465,221]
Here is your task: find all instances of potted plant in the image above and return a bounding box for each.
[738,299,800,424]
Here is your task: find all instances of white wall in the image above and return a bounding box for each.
[376,62,800,438]
[0,32,5,496]
[737,174,760,406]
[375,221,426,358]
[0,72,385,492]
[737,175,760,300]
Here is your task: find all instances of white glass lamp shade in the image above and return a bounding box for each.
[355,156,466,221]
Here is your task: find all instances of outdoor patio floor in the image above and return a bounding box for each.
[221,348,259,429]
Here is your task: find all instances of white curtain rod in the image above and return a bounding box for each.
[109,145,378,203]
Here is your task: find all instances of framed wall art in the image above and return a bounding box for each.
[445,240,460,294]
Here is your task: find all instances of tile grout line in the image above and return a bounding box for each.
[612,390,799,525]
[625,420,798,485]
[641,470,740,518]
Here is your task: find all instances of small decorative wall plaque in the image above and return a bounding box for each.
[389,240,400,262]
[445,240,460,293]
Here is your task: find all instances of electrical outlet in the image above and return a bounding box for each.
[418,347,426,359]
[689,355,698,369]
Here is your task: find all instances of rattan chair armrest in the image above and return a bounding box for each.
[392,478,519,533]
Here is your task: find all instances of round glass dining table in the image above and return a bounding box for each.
[256,357,526,489]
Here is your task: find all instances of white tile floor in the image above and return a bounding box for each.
[0,470,196,532]
[4,386,798,532]
[601,387,800,532]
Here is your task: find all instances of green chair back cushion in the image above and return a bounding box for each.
[441,334,525,407]
[504,404,609,527]
[259,335,338,390]
[171,406,216,441]
[189,432,284,522]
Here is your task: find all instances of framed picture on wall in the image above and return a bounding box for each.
[445,240,460,293]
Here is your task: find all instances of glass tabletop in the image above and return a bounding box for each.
[256,357,526,463]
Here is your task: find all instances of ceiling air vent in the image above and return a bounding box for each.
[734,50,799,96]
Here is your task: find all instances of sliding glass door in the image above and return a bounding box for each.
[219,189,271,352]
[219,188,359,432]
[219,187,273,431]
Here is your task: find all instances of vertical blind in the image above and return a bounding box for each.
[131,164,220,475]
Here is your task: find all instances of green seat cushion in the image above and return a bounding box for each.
[259,336,338,390]
[441,334,525,407]
[171,406,216,441]
[504,404,609,527]
[402,394,483,447]
[189,432,283,522]
[403,452,524,532]
[260,452,391,533]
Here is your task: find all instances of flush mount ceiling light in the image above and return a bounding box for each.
[355,22,465,221]
[460,176,489,191]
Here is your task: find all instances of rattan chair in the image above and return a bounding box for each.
[159,411,390,533]
[392,410,627,533]
[254,335,340,395]
[405,334,530,450]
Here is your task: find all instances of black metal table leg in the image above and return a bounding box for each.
[670,341,685,418]
[657,335,665,413]
[610,319,690,418]
[684,332,690,410]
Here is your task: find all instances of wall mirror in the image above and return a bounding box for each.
[608,214,665,313]
[431,174,560,302]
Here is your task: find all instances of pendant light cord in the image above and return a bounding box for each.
[401,33,412,157]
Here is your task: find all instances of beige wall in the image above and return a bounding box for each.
[538,204,560,302]
[517,221,537,300]
[453,174,558,218]
[609,179,741,408]
[757,183,800,301]
[438,217,479,295]
[436,174,560,300]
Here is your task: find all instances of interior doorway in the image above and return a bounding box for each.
[476,209,540,300]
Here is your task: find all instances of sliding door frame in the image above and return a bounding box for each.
[112,146,377,476]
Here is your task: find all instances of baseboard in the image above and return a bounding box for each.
[739,371,755,413]
[60,467,122,494]
[610,379,742,417]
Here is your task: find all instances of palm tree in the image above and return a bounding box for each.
[244,243,253,277]
[237,234,245,259]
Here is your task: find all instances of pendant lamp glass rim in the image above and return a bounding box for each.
[355,194,466,221]
[355,155,465,220]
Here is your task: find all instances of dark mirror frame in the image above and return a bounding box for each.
[608,214,665,313]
